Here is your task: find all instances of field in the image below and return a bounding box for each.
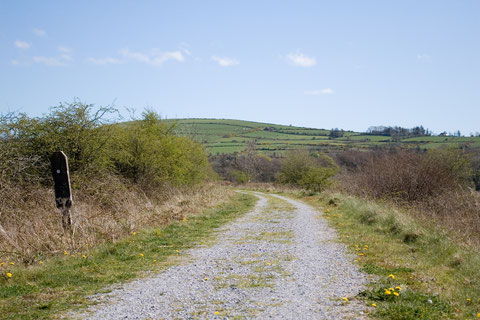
[165,119,480,155]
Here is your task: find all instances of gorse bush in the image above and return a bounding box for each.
[277,151,338,192]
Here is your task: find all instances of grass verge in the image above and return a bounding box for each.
[296,192,480,319]
[0,192,256,320]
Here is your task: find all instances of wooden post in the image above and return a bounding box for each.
[50,151,73,231]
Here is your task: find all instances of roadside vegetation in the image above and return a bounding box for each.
[0,192,256,319]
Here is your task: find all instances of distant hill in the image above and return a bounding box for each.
[164,118,480,155]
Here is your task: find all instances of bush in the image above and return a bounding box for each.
[277,151,338,192]
[341,149,472,201]
[110,111,209,189]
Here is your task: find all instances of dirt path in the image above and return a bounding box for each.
[76,192,368,319]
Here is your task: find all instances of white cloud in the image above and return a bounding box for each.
[33,56,66,66]
[33,47,73,66]
[14,40,31,49]
[287,51,316,67]
[211,55,239,67]
[87,57,124,65]
[305,88,335,95]
[119,48,184,66]
[33,28,47,37]
[417,54,431,62]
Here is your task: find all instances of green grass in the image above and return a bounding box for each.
[158,118,480,155]
[0,193,257,320]
[296,192,480,319]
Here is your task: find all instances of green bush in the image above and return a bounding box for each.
[110,111,208,188]
[277,151,338,192]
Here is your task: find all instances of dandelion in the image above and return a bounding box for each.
[371,303,377,307]
[265,262,271,266]
[204,277,209,281]
[9,262,14,265]
[82,255,87,259]
[393,292,399,296]
[153,259,157,262]
[343,297,348,302]
[467,298,471,302]
[39,261,44,264]
[182,217,187,222]
[215,311,220,315]
[64,251,68,255]
[395,286,402,291]
[139,253,144,257]
[477,313,480,318]
[132,232,137,236]
[384,289,392,295]
[0,262,4,266]
[71,255,76,257]
[6,272,12,278]
[358,253,364,256]
[175,250,179,253]
[388,274,395,279]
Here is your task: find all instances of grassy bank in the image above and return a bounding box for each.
[297,192,480,319]
[0,192,256,320]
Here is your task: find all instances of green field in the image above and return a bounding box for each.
[165,118,480,155]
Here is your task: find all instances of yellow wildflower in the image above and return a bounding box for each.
[343,297,348,302]
[477,313,480,318]
[132,232,137,236]
[371,303,377,307]
[71,255,76,257]
[140,253,144,257]
[204,277,209,281]
[182,217,187,222]
[6,272,12,278]
[467,298,471,302]
[384,289,392,295]
[393,292,399,296]
[39,261,44,264]
[82,255,87,259]
[64,251,68,255]
[9,262,14,265]
[215,311,220,315]
[395,286,402,291]
[388,274,395,279]
[138,245,142,249]
[0,262,4,266]
[175,250,179,253]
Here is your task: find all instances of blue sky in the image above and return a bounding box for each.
[1,1,479,134]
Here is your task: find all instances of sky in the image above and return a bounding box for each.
[1,0,479,134]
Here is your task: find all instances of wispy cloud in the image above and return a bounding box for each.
[33,28,47,37]
[304,88,335,95]
[33,47,73,66]
[211,55,239,67]
[119,48,184,66]
[417,54,432,62]
[286,51,316,67]
[86,57,124,65]
[14,40,31,49]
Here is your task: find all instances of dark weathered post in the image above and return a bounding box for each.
[50,151,73,231]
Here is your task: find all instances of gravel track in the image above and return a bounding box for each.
[75,192,369,319]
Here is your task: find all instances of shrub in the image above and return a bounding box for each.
[277,151,338,192]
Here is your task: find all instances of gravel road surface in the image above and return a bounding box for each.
[75,192,369,319]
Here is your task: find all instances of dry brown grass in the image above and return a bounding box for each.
[0,178,233,264]
[335,149,480,250]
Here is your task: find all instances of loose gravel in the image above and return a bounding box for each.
[75,192,369,319]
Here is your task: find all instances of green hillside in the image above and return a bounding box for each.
[166,118,480,155]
